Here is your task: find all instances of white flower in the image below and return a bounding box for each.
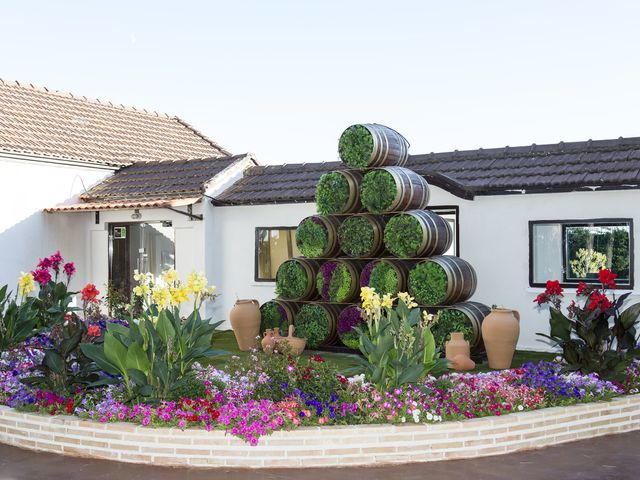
[517,405,524,411]
[348,374,365,385]
[426,412,434,421]
[401,417,406,423]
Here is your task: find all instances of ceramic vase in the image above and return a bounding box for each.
[261,329,277,354]
[481,308,520,369]
[445,332,470,361]
[229,299,261,351]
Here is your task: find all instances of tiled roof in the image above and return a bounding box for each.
[79,154,252,203]
[0,79,230,166]
[214,136,640,204]
[45,198,200,213]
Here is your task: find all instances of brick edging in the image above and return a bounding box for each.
[0,395,638,468]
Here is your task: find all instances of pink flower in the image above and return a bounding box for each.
[31,268,51,286]
[63,262,76,278]
[49,251,63,272]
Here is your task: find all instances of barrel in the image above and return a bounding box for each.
[316,259,368,303]
[338,124,410,169]
[315,170,363,215]
[360,259,413,297]
[336,305,365,349]
[435,301,490,355]
[294,303,341,348]
[361,167,429,214]
[337,214,386,258]
[408,256,477,306]
[275,258,320,301]
[259,300,300,334]
[296,215,342,258]
[384,210,453,258]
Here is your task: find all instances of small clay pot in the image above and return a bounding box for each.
[445,332,470,361]
[450,354,476,371]
[261,329,277,354]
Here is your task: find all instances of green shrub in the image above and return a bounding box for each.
[384,214,422,257]
[275,260,308,299]
[168,373,208,401]
[432,309,473,351]
[0,286,39,351]
[316,172,350,215]
[368,261,400,297]
[295,304,331,349]
[408,262,448,305]
[296,217,328,257]
[338,216,374,257]
[361,170,396,213]
[338,124,374,168]
[259,301,289,333]
[316,262,353,302]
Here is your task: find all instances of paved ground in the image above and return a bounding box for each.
[0,431,638,480]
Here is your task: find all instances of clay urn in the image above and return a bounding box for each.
[481,308,520,369]
[261,329,277,354]
[445,332,470,361]
[276,325,307,356]
[229,299,261,351]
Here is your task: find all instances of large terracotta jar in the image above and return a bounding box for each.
[481,308,520,369]
[230,299,261,351]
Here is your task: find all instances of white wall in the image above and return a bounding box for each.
[211,187,640,351]
[0,154,112,290]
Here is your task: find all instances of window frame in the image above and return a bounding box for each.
[254,226,298,282]
[528,218,634,289]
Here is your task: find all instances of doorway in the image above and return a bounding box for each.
[108,222,176,298]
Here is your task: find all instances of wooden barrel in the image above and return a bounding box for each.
[409,256,477,305]
[316,259,367,303]
[275,258,320,301]
[259,300,300,334]
[360,259,413,297]
[435,301,490,355]
[384,210,453,258]
[361,167,429,214]
[338,124,410,169]
[336,305,365,349]
[337,214,386,258]
[315,170,363,215]
[294,303,341,348]
[296,215,342,258]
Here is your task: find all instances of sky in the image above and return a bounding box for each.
[2,1,640,165]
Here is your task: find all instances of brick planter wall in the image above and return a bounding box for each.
[0,395,638,468]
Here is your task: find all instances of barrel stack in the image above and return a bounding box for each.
[261,123,490,355]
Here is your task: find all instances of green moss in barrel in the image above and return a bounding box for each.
[338,125,374,168]
[259,301,289,333]
[316,261,353,302]
[296,217,328,257]
[275,260,308,299]
[408,262,448,305]
[368,261,400,297]
[316,172,350,215]
[360,170,397,214]
[432,309,473,351]
[338,216,374,257]
[384,214,422,257]
[295,304,331,349]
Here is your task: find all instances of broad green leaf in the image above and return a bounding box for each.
[549,308,572,342]
[125,342,151,373]
[104,333,128,372]
[155,310,175,345]
[127,368,148,386]
[43,350,64,374]
[620,303,640,329]
[80,343,121,375]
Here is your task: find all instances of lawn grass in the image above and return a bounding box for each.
[211,330,557,375]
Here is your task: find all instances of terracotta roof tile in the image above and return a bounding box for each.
[0,79,230,166]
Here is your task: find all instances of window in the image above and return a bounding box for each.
[431,206,459,257]
[255,227,300,281]
[529,219,633,288]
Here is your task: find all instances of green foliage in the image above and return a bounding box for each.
[408,262,448,305]
[432,309,473,350]
[295,305,331,349]
[339,330,360,349]
[338,216,375,257]
[295,218,328,258]
[105,282,131,319]
[352,299,447,390]
[368,262,400,297]
[570,248,608,278]
[317,263,353,302]
[360,170,397,214]
[0,285,39,351]
[315,172,350,215]
[338,124,374,168]
[259,301,289,334]
[81,308,226,401]
[35,281,78,329]
[384,214,422,257]
[275,260,308,299]
[167,374,207,401]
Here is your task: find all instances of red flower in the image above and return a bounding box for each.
[87,325,101,337]
[533,293,548,305]
[49,251,63,272]
[598,269,617,289]
[31,268,52,286]
[63,262,76,278]
[310,354,325,363]
[337,375,348,384]
[81,283,100,304]
[587,291,613,311]
[37,257,52,270]
[545,280,563,297]
[575,282,587,296]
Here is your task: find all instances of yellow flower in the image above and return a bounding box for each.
[186,271,208,295]
[18,272,35,297]
[397,292,418,309]
[133,284,150,298]
[170,286,190,306]
[151,285,172,309]
[205,285,217,295]
[381,293,394,309]
[162,268,178,285]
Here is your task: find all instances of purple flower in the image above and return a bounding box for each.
[337,306,364,334]
[360,261,377,288]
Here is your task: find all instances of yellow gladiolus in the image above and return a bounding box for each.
[18,272,35,297]
[381,293,394,310]
[186,271,208,295]
[170,286,190,306]
[162,268,179,284]
[397,292,418,309]
[151,285,172,309]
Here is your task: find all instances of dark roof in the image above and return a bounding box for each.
[0,79,230,166]
[81,154,252,203]
[214,136,640,204]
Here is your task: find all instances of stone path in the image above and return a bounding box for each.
[0,430,638,480]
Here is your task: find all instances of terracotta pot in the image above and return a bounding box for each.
[445,332,470,361]
[450,354,476,371]
[230,299,261,351]
[481,308,520,369]
[261,329,277,354]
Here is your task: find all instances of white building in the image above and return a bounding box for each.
[1,80,638,350]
